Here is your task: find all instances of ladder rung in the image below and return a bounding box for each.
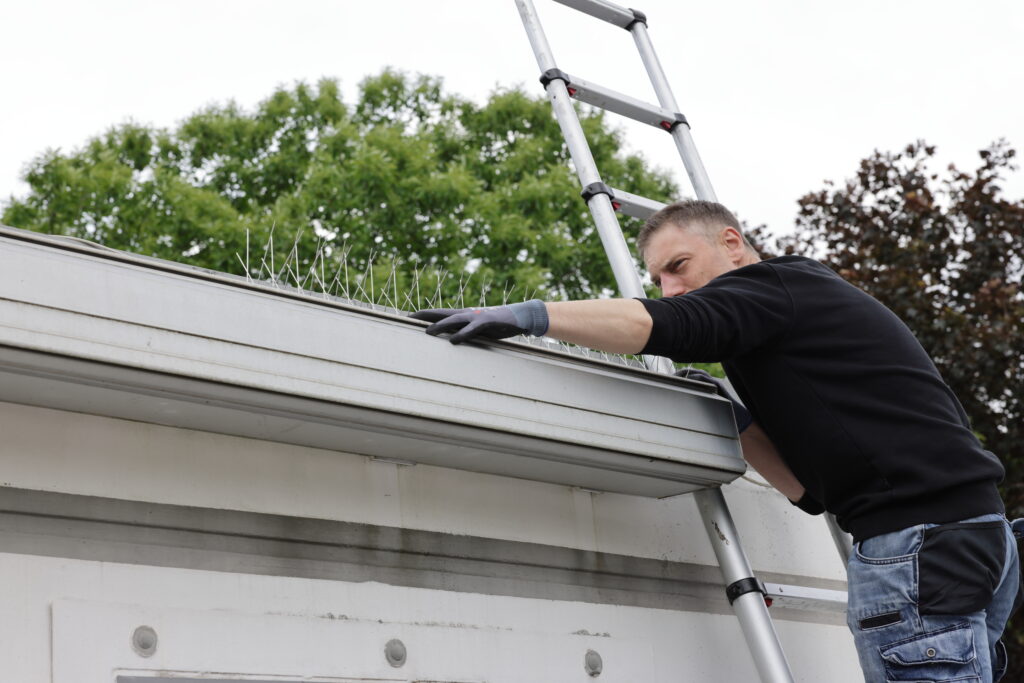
[552,0,643,29]
[554,72,686,132]
[763,582,848,614]
[607,187,667,220]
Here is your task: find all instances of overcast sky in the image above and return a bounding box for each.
[2,0,1022,237]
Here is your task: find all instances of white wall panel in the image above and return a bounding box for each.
[0,400,846,580]
[0,553,858,683]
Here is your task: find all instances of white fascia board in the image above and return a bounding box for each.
[0,226,744,497]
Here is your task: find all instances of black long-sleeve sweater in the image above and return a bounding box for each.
[639,255,1004,542]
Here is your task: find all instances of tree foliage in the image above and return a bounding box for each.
[2,70,676,304]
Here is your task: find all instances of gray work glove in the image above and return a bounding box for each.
[410,299,549,345]
[675,367,754,433]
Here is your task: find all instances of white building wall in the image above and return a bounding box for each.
[0,400,859,682]
[0,400,844,577]
[2,554,858,682]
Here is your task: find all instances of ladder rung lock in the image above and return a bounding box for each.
[552,0,647,30]
[580,181,614,204]
[539,67,571,89]
[544,71,688,132]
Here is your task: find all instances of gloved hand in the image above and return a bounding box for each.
[410,299,549,345]
[675,367,753,433]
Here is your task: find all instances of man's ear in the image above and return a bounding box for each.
[720,227,746,261]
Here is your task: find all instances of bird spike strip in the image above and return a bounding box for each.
[236,229,646,369]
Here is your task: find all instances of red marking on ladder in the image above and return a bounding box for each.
[567,87,577,96]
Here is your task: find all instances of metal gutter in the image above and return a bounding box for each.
[0,226,745,497]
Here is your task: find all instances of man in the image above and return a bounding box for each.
[412,199,1020,682]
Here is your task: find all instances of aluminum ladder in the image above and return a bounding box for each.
[514,1,848,680]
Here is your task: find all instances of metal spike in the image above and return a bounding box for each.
[303,234,324,290]
[368,249,376,305]
[288,228,305,290]
[275,236,295,285]
[268,223,276,285]
[320,245,328,299]
[342,244,351,300]
[456,273,469,310]
[275,226,300,287]
[478,275,491,308]
[502,282,516,306]
[383,258,399,310]
[256,225,276,285]
[305,238,324,296]
[326,242,346,299]
[235,252,249,280]
[402,264,422,312]
[352,251,372,306]
[434,268,448,309]
[411,265,424,311]
[285,245,301,292]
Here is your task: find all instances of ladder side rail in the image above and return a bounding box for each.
[696,489,796,683]
[628,21,718,201]
[515,0,669,375]
[517,3,795,680]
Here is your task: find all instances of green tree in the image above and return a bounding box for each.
[2,70,676,305]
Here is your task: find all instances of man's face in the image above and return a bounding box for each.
[644,222,744,297]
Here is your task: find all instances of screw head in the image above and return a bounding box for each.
[385,638,407,668]
[584,649,603,677]
[131,625,158,658]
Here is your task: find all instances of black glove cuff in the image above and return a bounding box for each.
[790,491,826,516]
[733,407,753,433]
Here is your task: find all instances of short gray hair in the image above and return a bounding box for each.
[637,199,754,261]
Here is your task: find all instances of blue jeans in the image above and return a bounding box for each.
[846,514,1022,682]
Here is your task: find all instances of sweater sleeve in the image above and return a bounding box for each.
[639,262,794,362]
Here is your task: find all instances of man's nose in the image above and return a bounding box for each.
[661,277,686,297]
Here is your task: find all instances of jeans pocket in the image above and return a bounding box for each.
[993,638,1008,682]
[918,521,1006,615]
[881,622,980,682]
[856,525,924,564]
